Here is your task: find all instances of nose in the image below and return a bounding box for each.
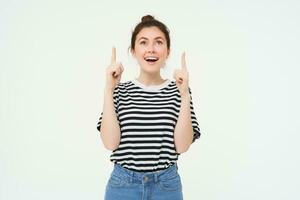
[146,43,155,53]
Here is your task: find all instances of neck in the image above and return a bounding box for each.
[137,72,165,86]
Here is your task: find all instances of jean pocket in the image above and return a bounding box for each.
[107,174,128,188]
[158,173,182,191]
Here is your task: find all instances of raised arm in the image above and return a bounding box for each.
[99,47,124,150]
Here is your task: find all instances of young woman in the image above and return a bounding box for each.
[97,15,201,200]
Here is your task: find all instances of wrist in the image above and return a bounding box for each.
[104,86,115,94]
[180,93,191,102]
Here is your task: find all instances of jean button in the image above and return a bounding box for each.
[144,176,148,182]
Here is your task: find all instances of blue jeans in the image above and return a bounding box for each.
[104,163,183,200]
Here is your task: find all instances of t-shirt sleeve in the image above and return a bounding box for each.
[96,85,119,132]
[189,87,201,143]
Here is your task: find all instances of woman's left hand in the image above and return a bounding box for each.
[173,52,190,98]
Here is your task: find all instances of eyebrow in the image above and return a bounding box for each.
[138,37,165,41]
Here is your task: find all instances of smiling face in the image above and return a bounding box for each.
[131,26,170,74]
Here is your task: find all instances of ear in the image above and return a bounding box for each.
[130,48,136,58]
[166,49,170,59]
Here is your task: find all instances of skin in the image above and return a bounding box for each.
[100,26,194,153]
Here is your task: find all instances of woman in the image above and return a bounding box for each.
[97,15,201,200]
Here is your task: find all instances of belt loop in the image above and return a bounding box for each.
[154,173,158,182]
[130,170,134,183]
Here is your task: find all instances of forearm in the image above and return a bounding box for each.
[174,95,194,153]
[100,87,121,150]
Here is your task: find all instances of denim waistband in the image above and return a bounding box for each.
[111,163,179,183]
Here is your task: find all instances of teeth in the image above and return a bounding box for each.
[145,57,158,62]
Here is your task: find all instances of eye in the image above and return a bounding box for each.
[140,41,146,45]
[156,40,163,45]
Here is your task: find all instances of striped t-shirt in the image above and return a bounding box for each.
[97,78,201,172]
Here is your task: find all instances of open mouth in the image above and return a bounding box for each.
[144,56,159,64]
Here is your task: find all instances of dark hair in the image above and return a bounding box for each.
[130,15,170,51]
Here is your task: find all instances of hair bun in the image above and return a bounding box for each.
[141,15,155,22]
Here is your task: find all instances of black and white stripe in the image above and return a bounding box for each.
[97,79,201,172]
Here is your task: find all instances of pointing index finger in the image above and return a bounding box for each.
[181,52,187,70]
[111,46,116,65]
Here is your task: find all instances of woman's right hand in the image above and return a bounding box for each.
[105,47,124,91]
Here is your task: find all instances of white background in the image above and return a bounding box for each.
[1,0,299,199]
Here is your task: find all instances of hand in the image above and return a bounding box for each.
[105,47,124,91]
[173,52,189,98]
